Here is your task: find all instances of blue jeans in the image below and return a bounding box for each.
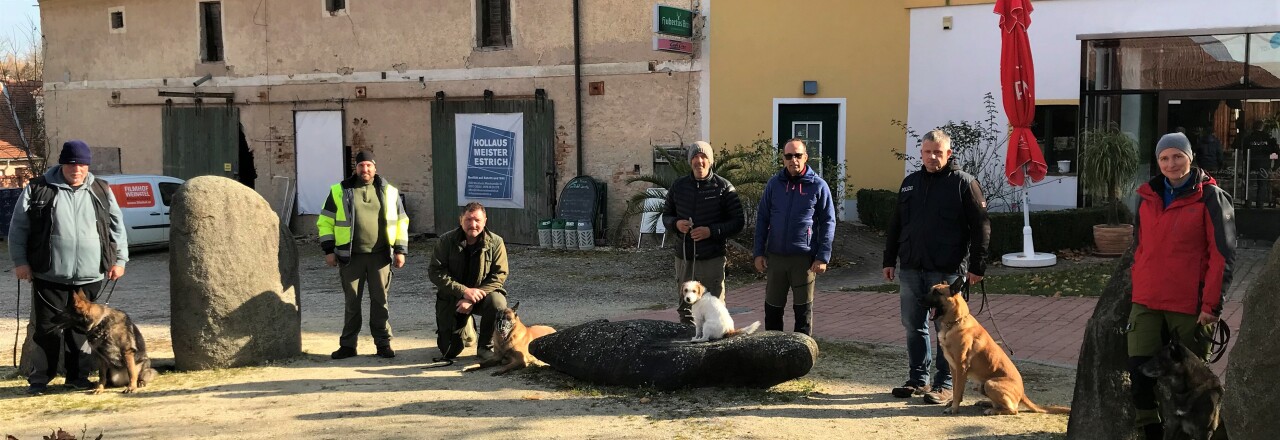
[898,268,958,390]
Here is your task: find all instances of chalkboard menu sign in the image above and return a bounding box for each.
[557,176,599,222]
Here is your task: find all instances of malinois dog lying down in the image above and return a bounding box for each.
[462,302,555,376]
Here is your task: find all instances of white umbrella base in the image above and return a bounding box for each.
[1001,252,1058,268]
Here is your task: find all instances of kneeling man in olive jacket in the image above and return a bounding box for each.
[428,202,509,360]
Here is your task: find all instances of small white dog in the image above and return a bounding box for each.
[681,281,761,342]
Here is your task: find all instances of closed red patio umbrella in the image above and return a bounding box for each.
[996,0,1055,267]
[998,0,1047,186]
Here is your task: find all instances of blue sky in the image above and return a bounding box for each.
[1,0,41,55]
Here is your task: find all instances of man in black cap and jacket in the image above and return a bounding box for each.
[662,141,744,324]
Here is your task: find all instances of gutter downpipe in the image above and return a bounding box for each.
[573,0,584,177]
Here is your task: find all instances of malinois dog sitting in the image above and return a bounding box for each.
[65,289,157,394]
[923,279,1070,415]
[462,302,555,376]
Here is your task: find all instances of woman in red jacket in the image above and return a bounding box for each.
[1128,132,1235,440]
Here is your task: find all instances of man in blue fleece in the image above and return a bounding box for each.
[9,140,129,395]
[752,138,836,336]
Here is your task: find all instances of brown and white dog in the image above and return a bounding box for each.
[923,279,1070,415]
[65,289,157,394]
[462,302,555,376]
[681,281,760,343]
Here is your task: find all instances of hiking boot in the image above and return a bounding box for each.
[66,378,95,390]
[891,383,929,398]
[477,347,497,361]
[923,387,953,405]
[331,346,358,359]
[375,345,396,359]
[26,384,48,396]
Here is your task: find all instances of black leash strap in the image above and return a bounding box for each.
[100,278,119,305]
[1208,321,1231,364]
[967,280,1013,356]
[12,280,20,368]
[421,357,454,369]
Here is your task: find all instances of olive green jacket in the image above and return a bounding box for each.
[428,228,509,301]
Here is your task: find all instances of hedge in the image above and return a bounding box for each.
[856,189,897,231]
[986,207,1109,257]
[856,188,1119,258]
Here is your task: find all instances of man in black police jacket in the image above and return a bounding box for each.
[882,129,991,405]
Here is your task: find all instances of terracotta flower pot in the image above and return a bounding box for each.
[1093,224,1134,257]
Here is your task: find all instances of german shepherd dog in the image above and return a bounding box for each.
[64,289,156,394]
[462,302,556,376]
[923,279,1070,415]
[1139,340,1225,440]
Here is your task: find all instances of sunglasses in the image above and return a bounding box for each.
[783,153,806,160]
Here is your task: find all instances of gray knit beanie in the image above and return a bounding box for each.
[688,141,714,164]
[1155,132,1193,161]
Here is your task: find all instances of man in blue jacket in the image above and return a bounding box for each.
[882,129,990,405]
[9,140,129,395]
[753,138,836,336]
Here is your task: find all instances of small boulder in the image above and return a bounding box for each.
[529,319,817,390]
[169,176,300,370]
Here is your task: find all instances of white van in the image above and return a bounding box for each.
[98,174,185,247]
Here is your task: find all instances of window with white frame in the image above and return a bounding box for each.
[792,121,824,176]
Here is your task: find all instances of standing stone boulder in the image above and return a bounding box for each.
[170,176,300,370]
[1224,239,1280,439]
[529,319,818,390]
[1067,249,1137,440]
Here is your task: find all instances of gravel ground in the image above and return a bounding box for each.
[0,226,1073,440]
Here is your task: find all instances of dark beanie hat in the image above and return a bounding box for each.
[59,140,92,165]
[354,150,376,164]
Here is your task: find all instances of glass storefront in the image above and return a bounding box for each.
[1082,30,1280,232]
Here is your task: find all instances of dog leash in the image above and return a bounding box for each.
[12,280,20,368]
[99,278,119,305]
[966,280,1014,356]
[1207,321,1231,364]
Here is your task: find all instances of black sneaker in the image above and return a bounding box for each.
[891,383,928,398]
[26,384,48,396]
[375,345,395,359]
[331,346,358,359]
[66,378,95,390]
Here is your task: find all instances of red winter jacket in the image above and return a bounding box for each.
[1131,169,1235,316]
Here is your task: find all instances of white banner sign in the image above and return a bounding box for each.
[455,113,525,209]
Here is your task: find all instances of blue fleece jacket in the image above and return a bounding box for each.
[8,166,129,284]
[752,166,836,263]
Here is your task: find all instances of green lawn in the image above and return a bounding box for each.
[842,262,1118,297]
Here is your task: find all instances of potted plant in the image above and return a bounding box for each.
[1079,123,1140,256]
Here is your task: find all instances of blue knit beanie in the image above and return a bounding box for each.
[59,140,92,165]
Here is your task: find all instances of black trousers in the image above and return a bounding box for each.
[29,278,102,386]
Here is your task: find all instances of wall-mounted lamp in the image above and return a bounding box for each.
[803,81,818,96]
[193,73,213,87]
